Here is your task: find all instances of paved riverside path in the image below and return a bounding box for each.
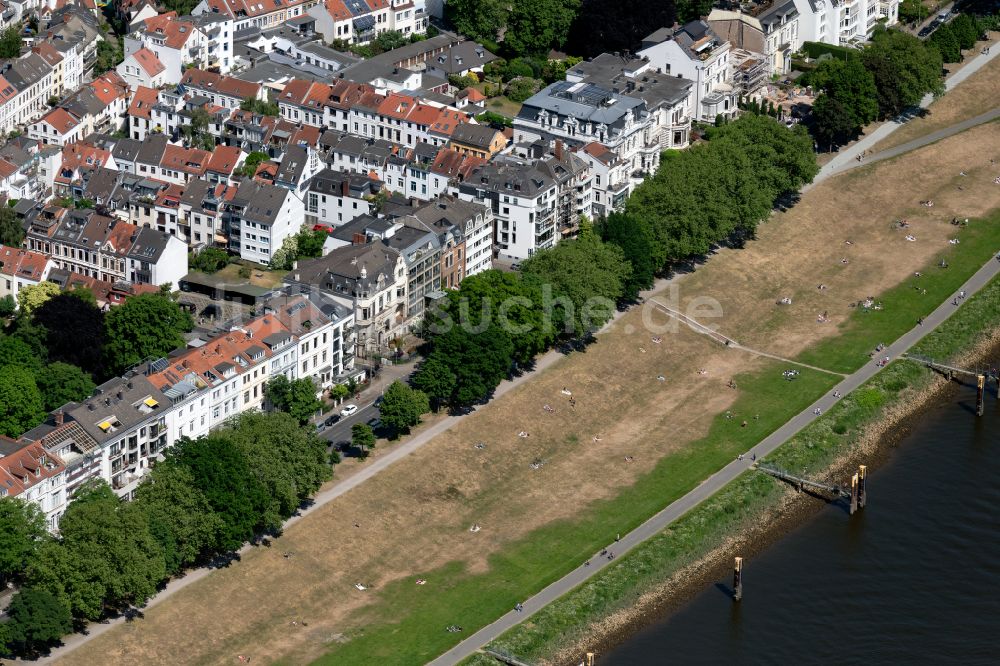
[815,37,999,184]
[428,257,1000,666]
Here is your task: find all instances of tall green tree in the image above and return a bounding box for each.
[505,0,581,56]
[24,539,100,620]
[811,93,860,148]
[103,293,193,375]
[221,412,332,520]
[133,462,222,576]
[351,423,376,456]
[598,213,656,301]
[0,499,47,586]
[15,282,60,316]
[169,435,275,551]
[33,293,106,377]
[295,229,328,258]
[862,29,944,118]
[378,381,430,435]
[807,57,878,142]
[0,334,43,372]
[424,324,514,407]
[0,25,21,59]
[0,204,24,246]
[3,587,73,656]
[56,482,166,617]
[949,14,979,50]
[427,270,552,365]
[929,23,961,62]
[445,0,506,42]
[265,375,321,425]
[0,366,44,437]
[240,151,269,178]
[34,362,96,412]
[411,356,457,411]
[521,234,631,336]
[568,0,676,57]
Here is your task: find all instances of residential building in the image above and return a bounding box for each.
[0,53,57,137]
[0,245,54,306]
[448,122,507,159]
[180,67,265,110]
[576,141,631,217]
[25,208,188,286]
[639,21,740,123]
[408,194,493,283]
[28,107,84,146]
[226,179,305,263]
[0,438,68,530]
[456,158,558,261]
[193,0,314,32]
[125,11,235,80]
[308,0,421,46]
[294,240,406,349]
[304,168,380,229]
[117,46,169,90]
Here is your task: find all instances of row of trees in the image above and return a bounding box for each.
[809,29,944,147]
[929,14,982,64]
[414,115,814,412]
[413,233,632,410]
[0,289,193,437]
[0,412,331,657]
[446,0,580,56]
[627,114,818,266]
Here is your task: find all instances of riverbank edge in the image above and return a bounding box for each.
[479,275,1000,666]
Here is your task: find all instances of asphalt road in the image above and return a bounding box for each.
[427,261,1000,665]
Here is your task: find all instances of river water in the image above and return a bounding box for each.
[606,381,1000,665]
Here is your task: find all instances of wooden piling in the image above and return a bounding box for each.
[733,557,743,601]
[585,653,595,666]
[976,374,986,416]
[849,473,859,515]
[858,465,867,508]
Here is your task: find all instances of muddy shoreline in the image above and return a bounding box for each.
[553,330,1000,665]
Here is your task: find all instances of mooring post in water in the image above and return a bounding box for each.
[858,465,867,509]
[849,473,859,515]
[976,374,986,416]
[733,557,743,601]
[585,652,595,666]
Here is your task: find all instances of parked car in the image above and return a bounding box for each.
[340,404,359,417]
[367,417,382,429]
[325,414,341,426]
[918,25,934,37]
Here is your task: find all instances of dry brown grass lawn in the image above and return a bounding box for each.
[874,43,1000,153]
[58,123,1000,666]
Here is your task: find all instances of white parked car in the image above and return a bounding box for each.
[340,404,359,417]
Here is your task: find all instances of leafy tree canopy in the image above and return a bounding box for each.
[598,213,656,300]
[103,294,193,375]
[33,293,105,377]
[862,29,943,118]
[34,362,96,412]
[377,381,430,434]
[0,499,47,585]
[265,375,321,425]
[0,366,44,438]
[15,282,60,316]
[3,587,73,656]
[0,204,24,246]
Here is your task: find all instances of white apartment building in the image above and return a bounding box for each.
[457,158,558,261]
[308,0,420,45]
[639,20,740,123]
[227,180,305,264]
[0,53,56,137]
[124,11,235,82]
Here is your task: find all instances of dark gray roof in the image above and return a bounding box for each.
[449,123,500,150]
[427,41,497,74]
[568,54,693,109]
[64,374,171,445]
[232,180,290,226]
[518,80,646,127]
[135,134,170,166]
[1,53,51,91]
[111,137,143,163]
[458,160,554,198]
[275,144,309,185]
[127,227,173,262]
[294,242,401,297]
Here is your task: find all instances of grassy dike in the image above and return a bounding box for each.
[466,259,1000,665]
[311,214,1000,666]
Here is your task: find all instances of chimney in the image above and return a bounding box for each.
[352,232,366,245]
[341,179,350,196]
[54,410,64,426]
[294,272,300,281]
[554,140,563,160]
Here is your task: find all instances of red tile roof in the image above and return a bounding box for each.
[0,442,65,500]
[206,145,243,175]
[181,68,261,100]
[160,145,210,176]
[132,47,166,77]
[0,246,50,281]
[127,85,159,119]
[38,108,79,135]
